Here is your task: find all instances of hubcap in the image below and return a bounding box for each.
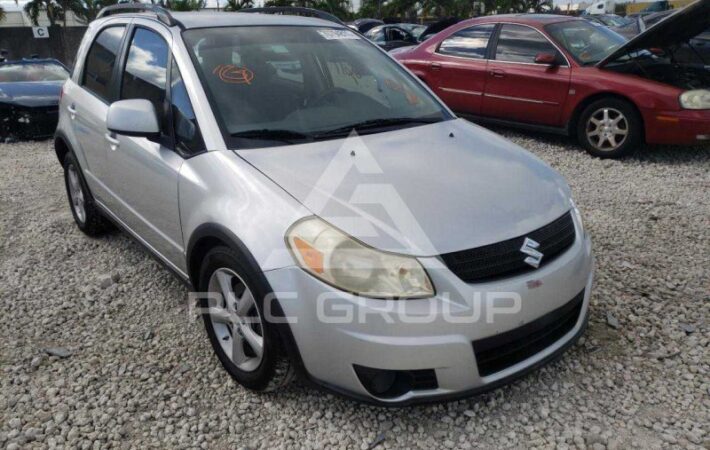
[586,107,629,152]
[67,165,86,224]
[207,268,264,372]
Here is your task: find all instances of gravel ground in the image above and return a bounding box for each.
[0,132,708,450]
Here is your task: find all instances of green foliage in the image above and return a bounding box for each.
[261,0,354,20]
[166,0,206,11]
[222,0,254,11]
[24,0,64,26]
[73,0,119,24]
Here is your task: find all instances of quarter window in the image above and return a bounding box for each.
[438,24,495,59]
[121,28,169,129]
[494,24,562,64]
[82,26,125,102]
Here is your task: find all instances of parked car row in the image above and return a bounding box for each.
[393,2,710,158]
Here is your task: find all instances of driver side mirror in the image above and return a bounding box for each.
[534,53,558,66]
[106,99,160,138]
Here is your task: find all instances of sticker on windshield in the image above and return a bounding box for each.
[317,29,360,40]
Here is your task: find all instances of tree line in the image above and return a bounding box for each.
[1,0,552,27]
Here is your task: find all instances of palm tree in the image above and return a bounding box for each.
[71,0,117,23]
[24,0,64,26]
[222,0,253,11]
[165,0,205,10]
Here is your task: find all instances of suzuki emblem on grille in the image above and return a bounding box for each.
[520,237,543,268]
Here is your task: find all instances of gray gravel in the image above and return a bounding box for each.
[1,133,708,449]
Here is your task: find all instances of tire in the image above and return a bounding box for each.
[198,246,294,392]
[576,98,642,159]
[63,152,111,236]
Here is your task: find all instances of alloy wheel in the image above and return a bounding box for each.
[67,164,86,224]
[207,268,264,372]
[586,107,629,152]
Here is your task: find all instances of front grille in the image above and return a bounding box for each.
[472,290,585,377]
[441,211,575,283]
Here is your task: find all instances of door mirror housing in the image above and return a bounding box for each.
[106,99,160,138]
[534,52,558,66]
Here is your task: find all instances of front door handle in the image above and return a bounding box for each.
[430,62,442,71]
[105,132,120,151]
[67,104,77,120]
[490,69,505,78]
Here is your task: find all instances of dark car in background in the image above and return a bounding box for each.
[0,59,69,141]
[364,24,419,51]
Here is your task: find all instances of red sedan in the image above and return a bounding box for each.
[393,2,710,158]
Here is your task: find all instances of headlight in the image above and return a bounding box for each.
[679,90,710,110]
[286,216,434,299]
[570,198,585,235]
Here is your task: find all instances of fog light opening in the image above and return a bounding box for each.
[353,365,438,399]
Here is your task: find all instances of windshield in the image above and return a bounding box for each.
[546,21,627,65]
[0,62,69,82]
[183,26,449,149]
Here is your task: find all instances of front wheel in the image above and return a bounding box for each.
[199,246,294,392]
[577,98,642,159]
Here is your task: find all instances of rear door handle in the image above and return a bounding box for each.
[67,104,77,120]
[490,69,505,78]
[430,62,442,71]
[105,132,120,151]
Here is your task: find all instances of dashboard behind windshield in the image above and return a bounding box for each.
[183,26,449,149]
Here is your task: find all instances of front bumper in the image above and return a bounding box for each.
[644,109,710,146]
[266,219,594,405]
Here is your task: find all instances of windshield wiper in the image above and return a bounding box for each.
[230,129,313,143]
[313,117,440,138]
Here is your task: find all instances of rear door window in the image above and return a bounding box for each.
[438,24,496,59]
[82,26,126,102]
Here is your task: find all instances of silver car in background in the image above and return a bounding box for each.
[55,5,594,405]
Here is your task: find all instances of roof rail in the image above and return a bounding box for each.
[239,7,345,26]
[96,3,181,28]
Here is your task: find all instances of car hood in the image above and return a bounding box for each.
[598,0,710,67]
[236,119,573,257]
[0,81,63,107]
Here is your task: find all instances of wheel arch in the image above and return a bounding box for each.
[186,223,308,378]
[568,92,645,140]
[54,132,72,166]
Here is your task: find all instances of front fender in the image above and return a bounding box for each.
[179,150,309,275]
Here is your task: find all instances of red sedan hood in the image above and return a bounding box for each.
[597,0,710,67]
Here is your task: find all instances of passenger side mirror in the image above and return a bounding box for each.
[534,53,558,66]
[106,99,160,138]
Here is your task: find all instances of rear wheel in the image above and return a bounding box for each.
[199,246,294,392]
[577,98,642,158]
[63,152,111,236]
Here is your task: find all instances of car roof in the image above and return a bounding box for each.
[110,11,344,30]
[464,13,581,26]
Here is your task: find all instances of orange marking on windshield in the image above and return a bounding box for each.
[213,64,254,85]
